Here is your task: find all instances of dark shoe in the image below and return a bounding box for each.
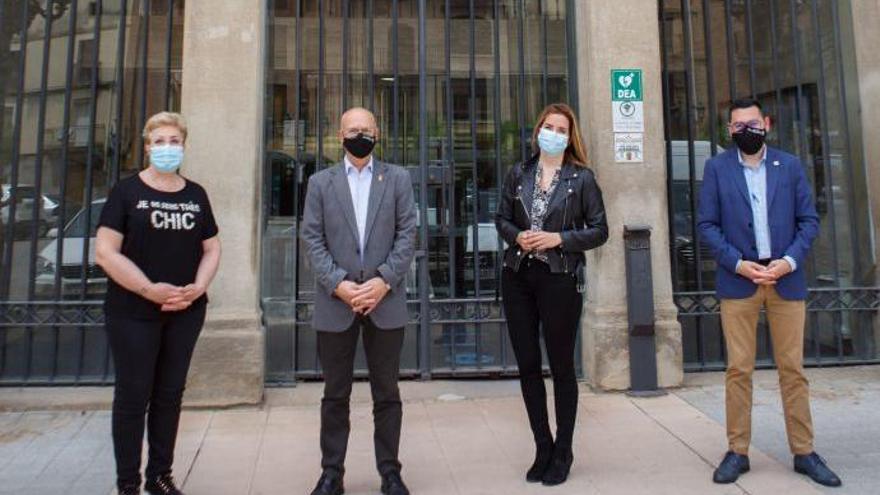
[118,485,140,495]
[526,441,554,482]
[380,471,410,495]
[713,451,750,484]
[310,471,345,495]
[794,452,842,487]
[144,474,183,495]
[541,447,574,486]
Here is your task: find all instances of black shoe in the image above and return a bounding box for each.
[144,474,183,495]
[118,485,140,495]
[713,451,750,484]
[380,471,410,495]
[526,441,554,483]
[794,452,842,487]
[310,471,345,495]
[541,447,574,486]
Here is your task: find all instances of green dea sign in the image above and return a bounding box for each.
[612,69,643,102]
[611,69,644,133]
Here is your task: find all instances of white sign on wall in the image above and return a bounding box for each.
[614,133,644,163]
[612,69,645,162]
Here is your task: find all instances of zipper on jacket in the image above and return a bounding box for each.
[512,178,530,272]
[517,191,531,224]
[561,180,572,273]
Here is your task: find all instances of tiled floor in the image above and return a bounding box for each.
[4,367,873,494]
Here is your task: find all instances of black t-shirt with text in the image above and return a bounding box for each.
[98,174,218,319]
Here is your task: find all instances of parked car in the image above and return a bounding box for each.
[1,184,60,239]
[34,199,107,299]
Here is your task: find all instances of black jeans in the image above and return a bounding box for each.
[502,261,582,450]
[317,316,405,476]
[105,304,205,488]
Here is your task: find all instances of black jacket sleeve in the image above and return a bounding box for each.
[560,168,608,252]
[495,165,523,246]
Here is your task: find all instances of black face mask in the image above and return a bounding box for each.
[732,126,766,156]
[343,133,376,159]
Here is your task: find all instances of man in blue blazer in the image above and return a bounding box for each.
[697,99,841,487]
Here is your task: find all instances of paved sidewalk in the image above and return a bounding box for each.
[1,367,874,495]
[678,365,880,495]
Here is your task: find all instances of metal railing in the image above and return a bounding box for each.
[660,0,877,370]
[0,0,184,385]
[263,0,579,381]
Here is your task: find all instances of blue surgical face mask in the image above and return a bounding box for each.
[537,127,569,156]
[149,145,184,173]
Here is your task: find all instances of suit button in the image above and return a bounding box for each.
[748,222,753,228]
[751,246,757,251]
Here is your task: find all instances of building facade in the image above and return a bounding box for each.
[1,0,877,405]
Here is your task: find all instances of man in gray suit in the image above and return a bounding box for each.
[301,107,416,495]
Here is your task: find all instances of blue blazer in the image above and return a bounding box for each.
[697,146,819,300]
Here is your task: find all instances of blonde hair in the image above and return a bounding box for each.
[531,103,589,167]
[142,111,188,144]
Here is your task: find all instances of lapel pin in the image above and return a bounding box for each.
[773,160,780,167]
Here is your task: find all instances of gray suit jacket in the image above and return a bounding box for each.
[301,159,417,332]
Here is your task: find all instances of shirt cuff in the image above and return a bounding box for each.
[782,255,797,272]
[735,259,742,273]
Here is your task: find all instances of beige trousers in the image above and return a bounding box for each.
[720,285,814,455]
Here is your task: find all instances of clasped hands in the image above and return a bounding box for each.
[144,282,206,312]
[516,230,563,252]
[334,277,390,315]
[736,259,792,285]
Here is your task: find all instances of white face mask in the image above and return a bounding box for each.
[150,145,185,173]
[537,128,568,156]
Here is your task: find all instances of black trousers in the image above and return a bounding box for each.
[317,316,405,476]
[502,261,582,449]
[105,304,205,488]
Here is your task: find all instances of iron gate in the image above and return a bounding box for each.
[660,0,879,371]
[0,0,184,385]
[261,0,580,383]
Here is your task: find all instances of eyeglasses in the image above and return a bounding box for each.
[342,128,376,140]
[729,120,764,132]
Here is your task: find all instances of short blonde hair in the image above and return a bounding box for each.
[142,111,188,144]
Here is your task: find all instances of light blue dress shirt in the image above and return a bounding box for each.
[737,148,797,272]
[345,156,373,261]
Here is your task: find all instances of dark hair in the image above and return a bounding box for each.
[728,98,763,120]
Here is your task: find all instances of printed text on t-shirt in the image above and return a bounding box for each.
[136,200,203,231]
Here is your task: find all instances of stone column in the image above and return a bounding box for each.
[574,0,683,389]
[178,0,266,406]
[850,0,880,350]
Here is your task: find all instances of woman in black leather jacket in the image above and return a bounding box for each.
[495,103,608,486]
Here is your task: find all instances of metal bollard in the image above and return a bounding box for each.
[623,225,665,396]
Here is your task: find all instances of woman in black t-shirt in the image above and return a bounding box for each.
[96,112,221,495]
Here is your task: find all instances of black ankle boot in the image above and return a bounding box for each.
[526,441,554,482]
[144,474,183,495]
[542,446,574,486]
[118,485,140,495]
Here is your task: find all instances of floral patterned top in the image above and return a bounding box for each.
[530,164,561,263]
